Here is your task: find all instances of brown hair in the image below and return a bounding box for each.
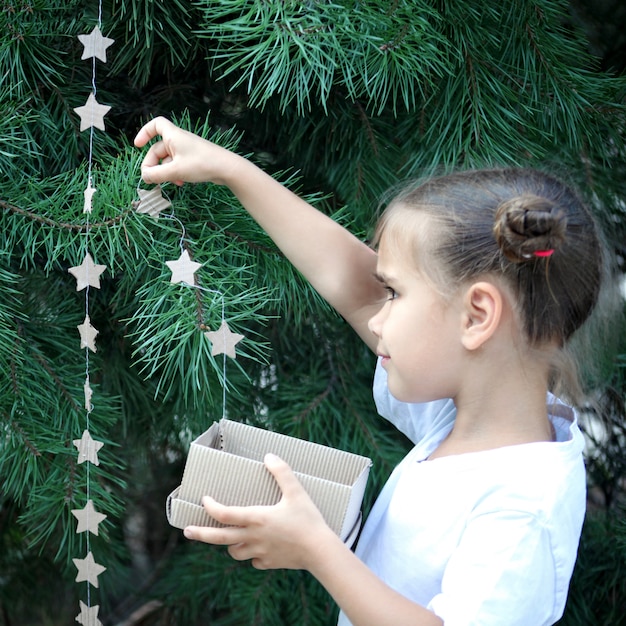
[376,168,604,348]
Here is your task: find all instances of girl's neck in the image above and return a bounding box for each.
[429,349,555,460]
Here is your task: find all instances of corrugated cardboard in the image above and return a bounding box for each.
[167,419,372,546]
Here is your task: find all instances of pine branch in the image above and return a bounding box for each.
[0,199,133,231]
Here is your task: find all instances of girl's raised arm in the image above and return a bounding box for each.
[134,117,384,350]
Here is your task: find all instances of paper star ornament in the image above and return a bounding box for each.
[83,184,96,213]
[133,186,171,219]
[73,551,106,588]
[73,430,104,466]
[78,26,115,63]
[84,377,93,410]
[166,250,202,285]
[205,321,244,359]
[68,253,107,291]
[72,499,107,536]
[74,93,111,132]
[75,601,102,626]
[77,315,98,352]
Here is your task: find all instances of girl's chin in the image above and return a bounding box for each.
[386,376,432,404]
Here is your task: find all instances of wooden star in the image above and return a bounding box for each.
[68,253,107,291]
[78,26,115,63]
[205,321,244,359]
[165,250,202,285]
[75,600,102,626]
[74,93,111,132]
[84,377,93,410]
[133,186,171,219]
[73,551,106,588]
[77,315,98,353]
[73,430,104,466]
[72,499,107,536]
[83,184,96,213]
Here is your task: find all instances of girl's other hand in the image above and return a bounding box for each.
[183,453,336,571]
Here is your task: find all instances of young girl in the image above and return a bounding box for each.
[134,117,605,626]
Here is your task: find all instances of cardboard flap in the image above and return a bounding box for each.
[218,419,371,485]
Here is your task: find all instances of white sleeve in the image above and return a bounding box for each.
[373,358,456,445]
[427,510,561,626]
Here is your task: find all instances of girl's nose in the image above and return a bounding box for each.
[368,303,386,338]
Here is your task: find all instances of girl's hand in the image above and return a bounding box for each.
[183,453,336,571]
[133,117,242,187]
[188,455,443,626]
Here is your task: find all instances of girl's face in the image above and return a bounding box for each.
[368,226,465,403]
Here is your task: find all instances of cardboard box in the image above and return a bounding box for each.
[167,419,372,546]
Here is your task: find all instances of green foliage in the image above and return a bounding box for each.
[558,511,626,625]
[196,0,448,115]
[1,0,625,623]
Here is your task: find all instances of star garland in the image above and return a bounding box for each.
[68,6,113,625]
[133,184,246,421]
[66,7,246,622]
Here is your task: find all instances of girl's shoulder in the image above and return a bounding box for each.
[373,358,456,445]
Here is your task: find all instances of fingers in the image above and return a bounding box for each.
[184,524,246,546]
[140,140,169,168]
[139,126,180,182]
[135,117,204,186]
[133,116,172,148]
[140,155,178,185]
[263,453,303,499]
[228,543,263,564]
[134,118,180,185]
[182,466,325,571]
[139,143,170,183]
[183,497,247,543]
[203,495,267,527]
[183,523,268,567]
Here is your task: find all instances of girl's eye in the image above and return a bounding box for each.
[385,286,397,301]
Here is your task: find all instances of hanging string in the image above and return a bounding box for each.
[82,17,97,614]
[195,284,229,420]
[167,203,229,419]
[77,0,105,616]
[135,181,234,419]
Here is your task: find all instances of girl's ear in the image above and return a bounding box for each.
[461,281,504,351]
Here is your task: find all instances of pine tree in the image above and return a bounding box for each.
[1,1,624,624]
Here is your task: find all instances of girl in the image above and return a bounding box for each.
[134,117,606,626]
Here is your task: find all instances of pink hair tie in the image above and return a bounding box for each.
[534,249,555,257]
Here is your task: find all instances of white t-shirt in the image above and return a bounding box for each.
[338,361,586,626]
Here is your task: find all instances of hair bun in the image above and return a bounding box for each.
[493,194,568,263]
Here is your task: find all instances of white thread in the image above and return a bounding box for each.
[194,284,228,420]
[81,0,106,609]
[161,211,188,254]
[135,181,230,419]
